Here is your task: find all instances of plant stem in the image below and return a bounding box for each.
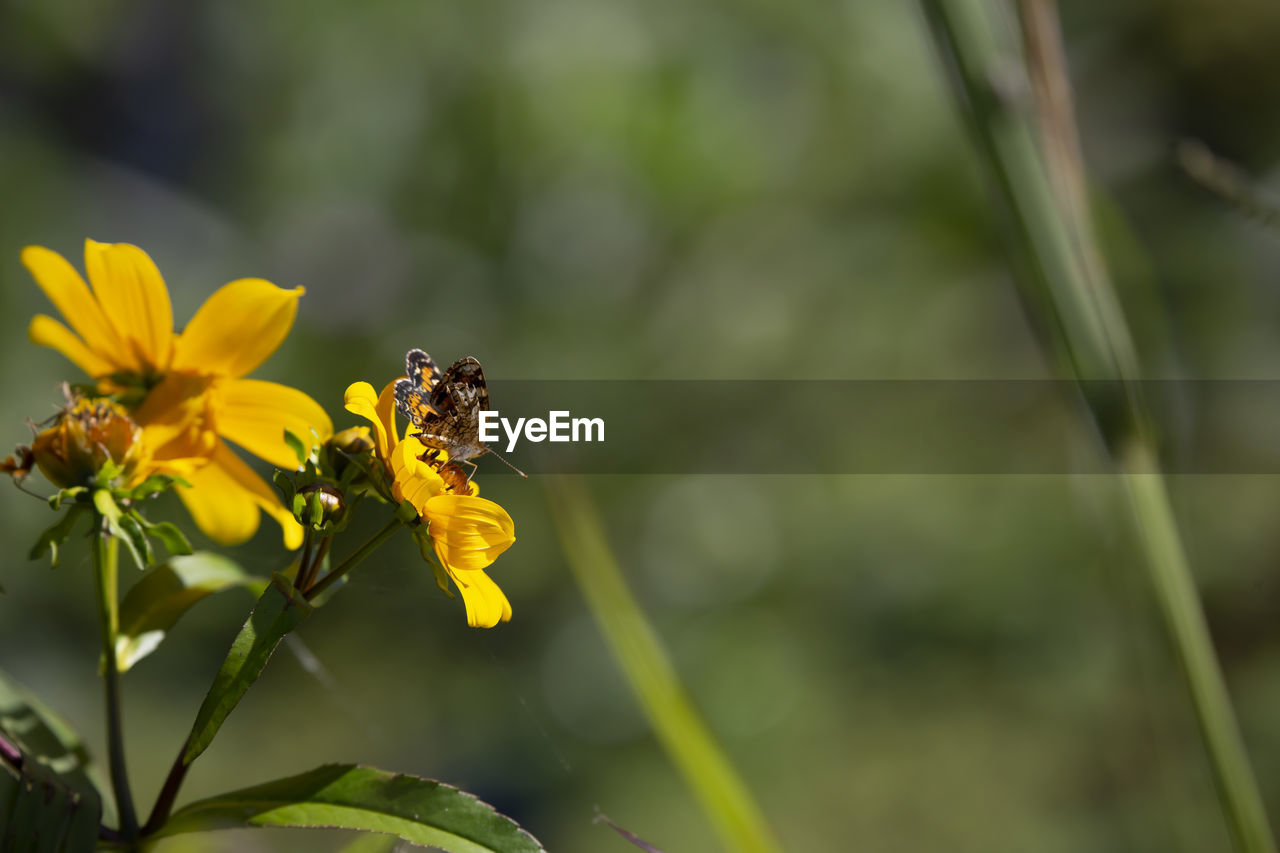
[304,516,402,601]
[1121,441,1276,853]
[921,0,1277,848]
[142,746,188,836]
[93,527,137,838]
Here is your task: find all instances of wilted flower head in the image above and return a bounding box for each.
[31,396,146,489]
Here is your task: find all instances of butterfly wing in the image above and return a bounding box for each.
[394,378,438,429]
[429,357,489,420]
[405,349,441,390]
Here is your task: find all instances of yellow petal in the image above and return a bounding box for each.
[28,315,114,377]
[391,438,446,508]
[83,240,174,374]
[424,494,515,571]
[344,381,394,462]
[176,442,303,549]
[219,379,334,470]
[375,380,400,446]
[172,279,304,378]
[22,245,127,373]
[440,560,512,628]
[134,372,219,464]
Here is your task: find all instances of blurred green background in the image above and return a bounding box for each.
[3,1,1280,850]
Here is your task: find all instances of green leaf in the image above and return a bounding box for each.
[136,518,194,557]
[1,757,99,853]
[0,668,104,849]
[283,428,309,467]
[181,574,313,766]
[114,553,267,673]
[28,508,87,567]
[153,764,545,853]
[338,832,400,853]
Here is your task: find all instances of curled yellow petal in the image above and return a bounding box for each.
[172,278,304,378]
[22,245,126,373]
[390,437,448,507]
[219,378,334,470]
[424,494,515,571]
[375,380,400,445]
[176,442,303,549]
[443,562,512,628]
[344,381,393,462]
[83,240,174,374]
[28,315,113,377]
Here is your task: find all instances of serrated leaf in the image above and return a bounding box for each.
[1,758,99,853]
[153,764,545,852]
[181,574,313,766]
[28,508,87,567]
[0,668,105,846]
[114,553,266,673]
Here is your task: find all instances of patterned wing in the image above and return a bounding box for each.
[429,357,489,420]
[405,348,441,390]
[394,378,438,429]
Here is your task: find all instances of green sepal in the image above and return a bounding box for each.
[181,573,314,766]
[47,487,86,511]
[129,472,189,502]
[283,428,309,468]
[113,553,267,673]
[272,470,295,504]
[28,507,86,567]
[414,528,454,597]
[395,499,420,524]
[92,459,123,490]
[291,491,307,521]
[151,764,546,852]
[131,513,194,557]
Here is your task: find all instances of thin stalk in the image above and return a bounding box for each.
[920,1,1276,850]
[546,477,783,853]
[1121,442,1276,853]
[93,528,137,838]
[304,516,402,601]
[141,745,188,836]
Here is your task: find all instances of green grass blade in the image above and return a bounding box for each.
[546,477,783,853]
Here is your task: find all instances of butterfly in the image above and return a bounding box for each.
[393,349,526,480]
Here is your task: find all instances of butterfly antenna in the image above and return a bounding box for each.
[485,447,529,478]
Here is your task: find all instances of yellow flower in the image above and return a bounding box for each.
[23,240,333,548]
[344,380,515,628]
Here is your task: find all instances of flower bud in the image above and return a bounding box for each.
[31,398,146,489]
[296,482,346,527]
